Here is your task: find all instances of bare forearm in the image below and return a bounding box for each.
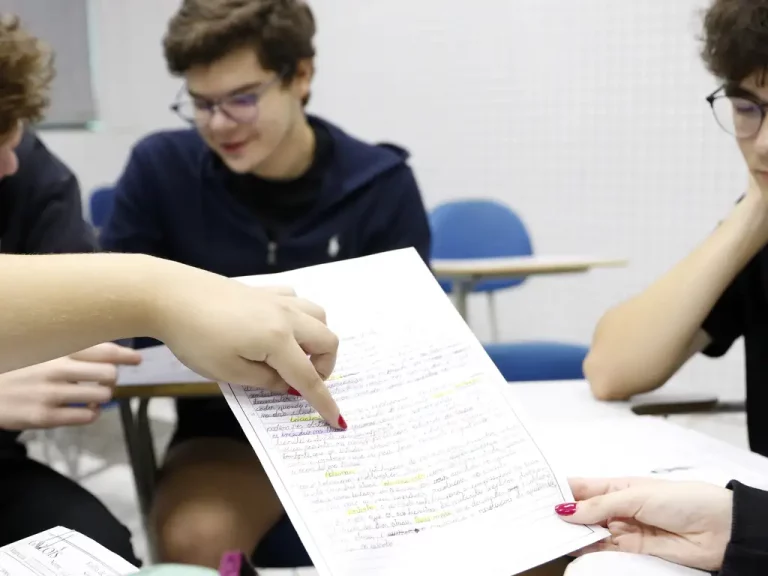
[0,252,163,372]
[586,196,768,399]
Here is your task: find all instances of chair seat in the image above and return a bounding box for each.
[483,341,588,382]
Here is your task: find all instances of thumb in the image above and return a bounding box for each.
[555,489,646,525]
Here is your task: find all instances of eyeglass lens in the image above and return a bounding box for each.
[176,93,260,125]
[711,96,764,138]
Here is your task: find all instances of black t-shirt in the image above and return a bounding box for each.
[0,128,94,455]
[218,117,334,240]
[701,246,768,457]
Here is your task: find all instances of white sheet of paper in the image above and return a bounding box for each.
[0,526,139,576]
[117,344,208,386]
[220,248,608,576]
[565,551,706,576]
[533,416,768,490]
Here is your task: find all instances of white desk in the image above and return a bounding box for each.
[506,381,768,487]
[431,256,628,318]
[507,381,768,576]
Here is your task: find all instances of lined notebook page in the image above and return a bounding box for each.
[0,527,138,575]
[222,248,607,576]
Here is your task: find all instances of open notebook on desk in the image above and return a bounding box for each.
[0,526,138,575]
[216,248,607,576]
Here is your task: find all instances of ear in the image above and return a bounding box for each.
[291,58,315,102]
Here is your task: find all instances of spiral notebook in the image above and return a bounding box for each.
[0,526,138,576]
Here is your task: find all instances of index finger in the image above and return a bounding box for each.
[267,339,344,430]
[70,343,142,366]
[293,313,339,379]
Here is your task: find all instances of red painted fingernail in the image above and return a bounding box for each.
[287,387,301,397]
[555,502,577,516]
[337,415,348,430]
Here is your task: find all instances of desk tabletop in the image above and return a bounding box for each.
[114,381,219,399]
[430,255,628,279]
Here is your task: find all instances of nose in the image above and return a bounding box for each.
[0,149,19,178]
[207,106,237,132]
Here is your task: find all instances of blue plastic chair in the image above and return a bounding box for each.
[484,341,588,382]
[429,199,533,340]
[429,199,590,382]
[89,186,115,229]
[430,199,533,294]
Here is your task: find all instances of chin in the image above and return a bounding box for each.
[220,154,257,174]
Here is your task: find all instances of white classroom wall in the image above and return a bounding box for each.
[40,0,746,400]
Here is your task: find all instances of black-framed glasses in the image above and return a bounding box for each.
[707,85,768,139]
[170,75,283,127]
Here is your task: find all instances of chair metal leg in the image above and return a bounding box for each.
[454,280,472,323]
[488,292,499,342]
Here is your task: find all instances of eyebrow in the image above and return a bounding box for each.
[187,81,263,100]
[725,84,768,106]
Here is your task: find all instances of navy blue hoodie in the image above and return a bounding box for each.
[0,129,94,256]
[99,115,431,278]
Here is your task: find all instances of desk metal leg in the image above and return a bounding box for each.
[136,398,157,493]
[118,399,154,527]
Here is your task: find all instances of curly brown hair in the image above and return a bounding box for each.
[164,0,315,82]
[701,0,768,84]
[0,14,54,136]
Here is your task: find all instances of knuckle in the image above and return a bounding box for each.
[264,321,292,343]
[30,405,53,427]
[43,385,64,405]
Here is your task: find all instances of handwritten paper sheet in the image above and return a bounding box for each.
[221,249,608,576]
[0,526,138,576]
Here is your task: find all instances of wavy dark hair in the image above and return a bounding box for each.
[0,14,54,135]
[164,0,316,103]
[701,0,768,84]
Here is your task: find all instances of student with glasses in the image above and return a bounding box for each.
[99,0,431,570]
[584,0,768,457]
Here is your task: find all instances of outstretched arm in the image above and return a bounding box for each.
[0,252,345,429]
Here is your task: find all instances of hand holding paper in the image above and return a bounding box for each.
[557,477,732,571]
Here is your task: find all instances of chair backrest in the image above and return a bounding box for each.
[484,341,588,382]
[429,199,533,293]
[90,186,115,229]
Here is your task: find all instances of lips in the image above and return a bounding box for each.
[220,141,246,154]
